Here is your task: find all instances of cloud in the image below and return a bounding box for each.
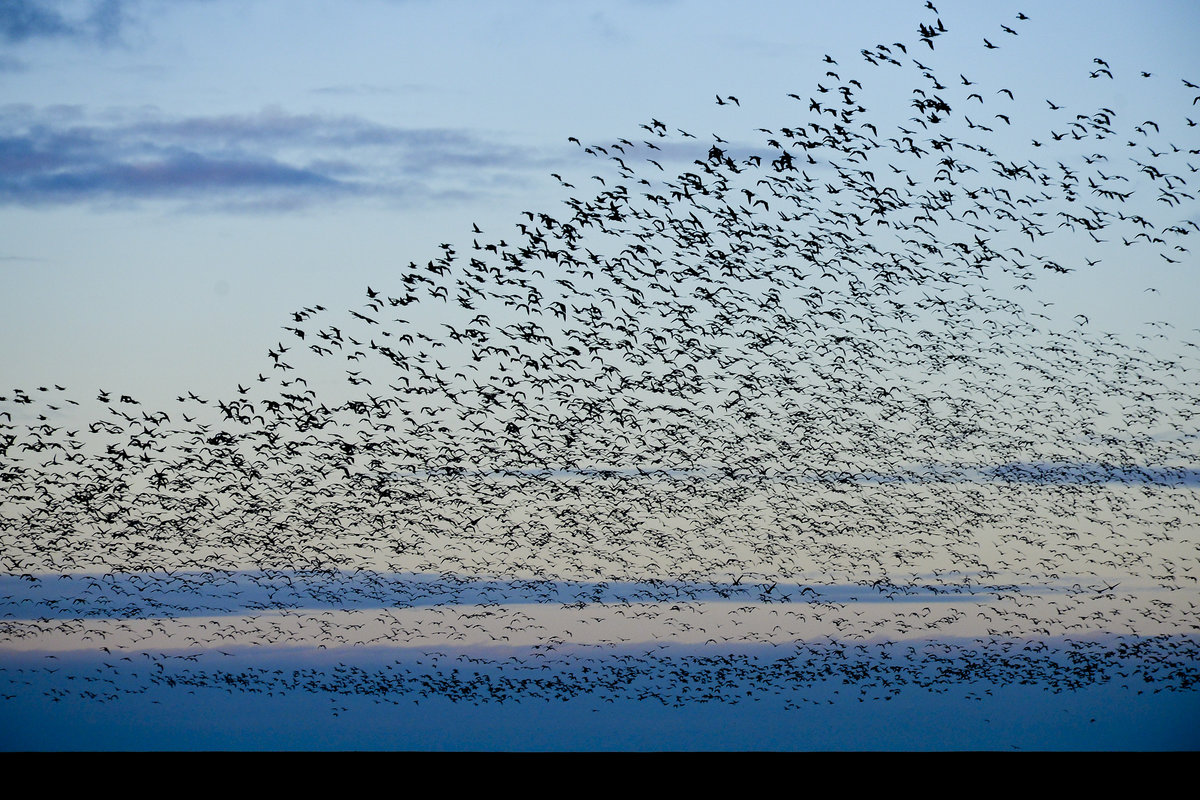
[0,105,561,210]
[85,0,130,44]
[0,0,130,44]
[378,462,1200,488]
[0,1,75,43]
[0,569,1061,620]
[985,462,1200,487]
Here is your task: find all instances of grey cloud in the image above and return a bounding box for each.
[0,0,75,43]
[380,463,1200,488]
[0,0,130,44]
[0,568,1020,620]
[0,105,560,210]
[86,0,130,44]
[19,152,339,195]
[985,462,1200,487]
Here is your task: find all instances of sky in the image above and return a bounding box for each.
[2,0,1200,750]
[3,0,1199,404]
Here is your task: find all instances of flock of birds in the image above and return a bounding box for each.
[2,4,1199,713]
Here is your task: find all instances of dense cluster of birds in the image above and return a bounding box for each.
[15,635,1193,712]
[2,4,1199,711]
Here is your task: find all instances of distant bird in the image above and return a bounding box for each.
[5,1,1198,716]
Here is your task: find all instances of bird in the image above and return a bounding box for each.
[5,2,1198,722]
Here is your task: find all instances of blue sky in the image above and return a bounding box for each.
[3,0,1198,405]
